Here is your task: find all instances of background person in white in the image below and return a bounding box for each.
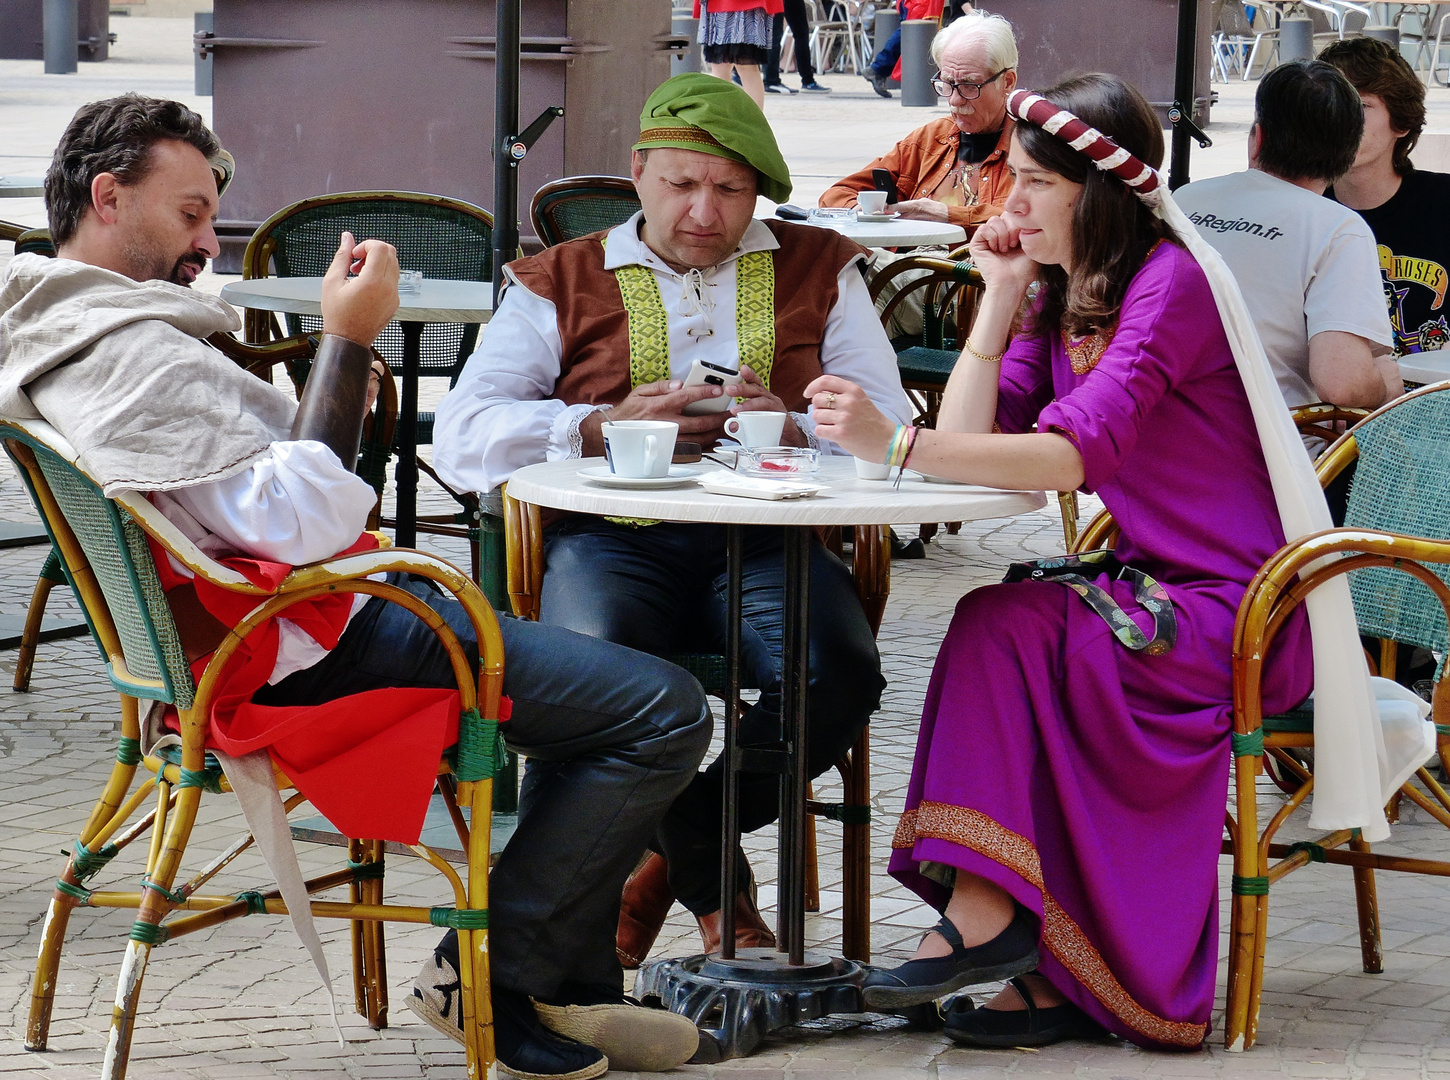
[433,73,911,969]
[1176,61,1400,412]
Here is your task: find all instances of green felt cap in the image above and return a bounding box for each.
[633,73,792,203]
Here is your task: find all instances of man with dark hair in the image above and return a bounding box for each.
[1176,61,1400,416]
[0,93,708,1080]
[1323,36,1450,357]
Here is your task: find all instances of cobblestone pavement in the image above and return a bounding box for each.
[4,17,1450,1080]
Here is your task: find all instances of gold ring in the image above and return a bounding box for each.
[825,392,837,409]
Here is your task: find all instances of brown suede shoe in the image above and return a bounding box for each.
[616,851,674,969]
[695,888,778,955]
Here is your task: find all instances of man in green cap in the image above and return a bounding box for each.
[436,73,910,970]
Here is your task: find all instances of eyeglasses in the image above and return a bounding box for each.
[931,68,1008,100]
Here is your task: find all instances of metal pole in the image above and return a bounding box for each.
[720,524,744,960]
[778,526,810,966]
[43,0,78,74]
[493,0,521,300]
[1168,0,1198,190]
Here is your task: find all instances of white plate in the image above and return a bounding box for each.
[579,465,700,489]
[856,212,901,223]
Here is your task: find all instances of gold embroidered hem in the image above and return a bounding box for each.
[1063,328,1114,375]
[639,126,730,154]
[893,802,1209,1049]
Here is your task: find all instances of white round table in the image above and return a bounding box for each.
[507,454,1044,970]
[801,216,966,249]
[219,276,494,547]
[1396,347,1450,387]
[506,455,1043,526]
[0,177,45,199]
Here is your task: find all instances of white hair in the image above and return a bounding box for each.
[930,11,1018,73]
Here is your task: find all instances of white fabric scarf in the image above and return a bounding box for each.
[1151,184,1434,842]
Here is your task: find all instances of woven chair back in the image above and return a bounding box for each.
[1,429,194,707]
[246,192,493,381]
[530,176,641,248]
[1342,387,1450,657]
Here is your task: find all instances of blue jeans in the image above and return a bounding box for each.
[256,573,713,998]
[870,0,907,77]
[540,520,884,913]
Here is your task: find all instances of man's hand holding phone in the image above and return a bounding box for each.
[577,377,731,457]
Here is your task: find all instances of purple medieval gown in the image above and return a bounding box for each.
[887,241,1315,1049]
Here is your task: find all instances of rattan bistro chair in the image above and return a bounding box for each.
[1071,385,1450,1051]
[529,176,642,247]
[242,192,493,565]
[4,417,505,1079]
[501,488,888,962]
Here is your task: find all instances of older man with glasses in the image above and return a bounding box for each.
[820,10,1017,336]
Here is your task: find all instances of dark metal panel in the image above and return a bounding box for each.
[980,0,1213,127]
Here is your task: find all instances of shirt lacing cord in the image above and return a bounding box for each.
[679,267,717,341]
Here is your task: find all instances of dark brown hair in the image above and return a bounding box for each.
[1320,37,1425,177]
[1014,73,1174,339]
[45,93,219,246]
[1252,61,1363,182]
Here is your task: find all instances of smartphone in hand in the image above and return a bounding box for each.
[871,168,898,205]
[681,358,737,416]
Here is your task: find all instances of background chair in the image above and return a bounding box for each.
[530,175,642,248]
[4,417,506,1078]
[1070,387,1450,1051]
[0,219,26,244]
[1213,0,1279,81]
[502,489,888,962]
[241,191,494,571]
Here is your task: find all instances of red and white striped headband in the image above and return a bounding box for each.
[1006,89,1162,206]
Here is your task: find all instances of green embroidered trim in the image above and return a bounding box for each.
[1231,730,1264,758]
[615,263,672,388]
[736,250,775,387]
[1231,875,1269,896]
[429,906,490,930]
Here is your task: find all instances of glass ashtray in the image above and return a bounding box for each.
[807,207,857,223]
[736,446,821,478]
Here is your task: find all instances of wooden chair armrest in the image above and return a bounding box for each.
[1072,507,1119,553]
[502,484,544,621]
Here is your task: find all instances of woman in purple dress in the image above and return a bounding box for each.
[804,73,1315,1050]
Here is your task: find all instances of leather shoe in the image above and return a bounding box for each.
[616,851,674,969]
[861,905,1039,1010]
[943,976,1108,1048]
[696,888,777,955]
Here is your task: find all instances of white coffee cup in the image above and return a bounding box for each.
[724,411,788,448]
[854,457,892,480]
[857,190,889,216]
[601,420,677,478]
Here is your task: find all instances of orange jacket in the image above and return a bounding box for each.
[818,117,1014,232]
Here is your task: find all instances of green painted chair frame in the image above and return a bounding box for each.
[3,417,506,1079]
[1071,384,1450,1051]
[529,175,642,248]
[501,489,890,962]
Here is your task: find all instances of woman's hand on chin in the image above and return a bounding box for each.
[969,215,1038,299]
[804,375,899,460]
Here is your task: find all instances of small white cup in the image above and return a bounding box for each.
[724,411,788,448]
[857,190,889,216]
[854,457,892,480]
[601,420,677,478]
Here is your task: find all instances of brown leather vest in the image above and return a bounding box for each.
[508,218,868,411]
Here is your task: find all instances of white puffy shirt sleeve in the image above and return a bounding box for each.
[433,281,595,495]
[804,261,914,453]
[152,440,378,565]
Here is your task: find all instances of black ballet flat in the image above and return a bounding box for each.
[943,976,1107,1048]
[860,905,1039,1010]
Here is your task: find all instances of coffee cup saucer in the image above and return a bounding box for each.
[856,211,901,223]
[579,465,700,489]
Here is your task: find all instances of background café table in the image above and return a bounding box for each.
[774,210,967,249]
[505,454,1045,1059]
[1397,348,1450,388]
[0,177,45,199]
[218,276,493,547]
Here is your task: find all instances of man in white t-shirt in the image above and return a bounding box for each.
[1177,61,1400,411]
